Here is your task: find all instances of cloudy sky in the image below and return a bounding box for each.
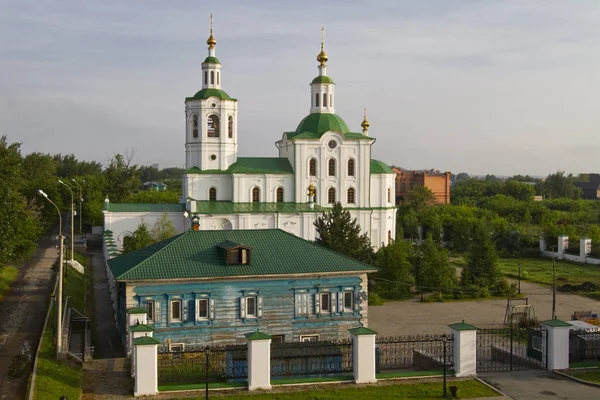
[1,0,599,176]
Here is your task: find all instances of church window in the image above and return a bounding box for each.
[208,115,220,137]
[210,71,214,84]
[217,71,220,85]
[252,187,260,203]
[347,159,355,176]
[328,159,336,176]
[387,188,391,203]
[276,187,284,202]
[228,115,233,138]
[209,187,217,201]
[347,188,355,204]
[315,93,320,107]
[328,140,337,149]
[192,115,198,138]
[204,71,208,85]
[328,188,336,204]
[309,159,317,176]
[323,93,327,107]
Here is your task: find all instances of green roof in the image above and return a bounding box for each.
[194,201,327,215]
[370,159,394,174]
[186,88,237,101]
[127,307,148,314]
[130,324,155,332]
[185,157,294,175]
[108,229,377,281]
[289,113,350,139]
[134,336,160,346]
[542,319,572,327]
[311,76,335,84]
[203,56,221,64]
[245,331,272,340]
[348,327,377,336]
[448,322,478,331]
[103,203,185,213]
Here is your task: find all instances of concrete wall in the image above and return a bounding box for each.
[540,236,600,265]
[103,212,187,249]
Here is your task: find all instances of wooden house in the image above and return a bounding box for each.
[107,229,376,350]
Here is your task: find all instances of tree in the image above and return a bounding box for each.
[461,223,501,289]
[404,186,436,213]
[536,171,582,199]
[373,237,413,299]
[503,180,535,201]
[314,202,373,262]
[417,235,457,292]
[104,152,141,202]
[151,212,178,242]
[122,222,154,253]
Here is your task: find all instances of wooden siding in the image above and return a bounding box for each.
[124,275,368,346]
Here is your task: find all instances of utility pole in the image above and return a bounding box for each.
[71,178,84,235]
[58,180,74,264]
[551,245,557,320]
[518,263,521,295]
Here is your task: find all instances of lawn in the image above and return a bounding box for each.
[171,380,500,399]
[565,369,600,384]
[497,257,600,299]
[0,265,19,301]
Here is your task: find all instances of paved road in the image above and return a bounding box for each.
[0,233,57,400]
[480,370,600,400]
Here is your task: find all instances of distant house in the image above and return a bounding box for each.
[392,167,451,205]
[575,174,600,200]
[141,181,168,191]
[107,229,376,350]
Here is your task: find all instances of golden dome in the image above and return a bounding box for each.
[307,183,316,197]
[207,34,216,48]
[361,109,370,130]
[317,50,328,65]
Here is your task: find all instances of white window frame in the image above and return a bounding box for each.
[170,299,182,322]
[246,296,257,318]
[300,334,319,342]
[320,293,331,313]
[169,343,185,352]
[197,298,209,320]
[295,292,310,316]
[146,300,155,322]
[343,291,354,312]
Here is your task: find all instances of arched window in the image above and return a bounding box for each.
[204,71,208,86]
[217,71,220,85]
[309,158,317,176]
[323,93,327,107]
[209,187,217,201]
[347,159,355,176]
[252,187,260,203]
[276,187,284,202]
[388,230,392,244]
[315,93,320,107]
[228,115,233,138]
[210,71,215,84]
[328,159,336,176]
[387,188,391,203]
[208,115,220,137]
[328,188,336,204]
[192,115,198,138]
[347,188,355,204]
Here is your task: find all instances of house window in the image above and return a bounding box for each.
[210,71,214,84]
[228,115,233,138]
[271,335,285,343]
[343,291,353,311]
[276,187,284,202]
[315,93,320,107]
[309,159,317,176]
[388,188,391,203]
[198,298,209,320]
[208,115,220,137]
[192,115,198,138]
[170,299,182,322]
[328,188,336,204]
[146,300,155,322]
[246,296,257,317]
[347,159,355,176]
[169,343,184,352]
[347,188,355,204]
[228,248,250,265]
[320,293,330,313]
[209,187,217,201]
[328,159,336,176]
[300,335,319,342]
[252,187,260,202]
[295,292,310,316]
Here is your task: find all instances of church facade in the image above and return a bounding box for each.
[103,26,396,250]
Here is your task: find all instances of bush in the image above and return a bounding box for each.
[368,291,385,306]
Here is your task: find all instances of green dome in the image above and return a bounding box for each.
[311,75,334,84]
[185,88,237,101]
[290,113,350,139]
[203,56,221,64]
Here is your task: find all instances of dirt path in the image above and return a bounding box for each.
[0,233,57,400]
[369,280,600,336]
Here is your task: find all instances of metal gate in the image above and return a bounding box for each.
[476,327,546,372]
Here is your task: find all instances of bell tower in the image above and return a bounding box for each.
[184,15,238,170]
[309,26,335,114]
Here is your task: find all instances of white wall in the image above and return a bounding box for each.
[103,212,187,249]
[184,174,232,201]
[232,174,295,203]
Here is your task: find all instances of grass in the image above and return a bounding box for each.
[570,360,600,368]
[497,257,600,300]
[168,379,500,399]
[564,369,600,384]
[0,265,19,301]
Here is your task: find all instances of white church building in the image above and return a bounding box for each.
[103,25,396,250]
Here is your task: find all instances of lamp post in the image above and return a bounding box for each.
[551,245,557,320]
[58,180,74,264]
[38,190,64,359]
[71,178,84,235]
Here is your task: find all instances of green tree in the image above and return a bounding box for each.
[403,186,436,213]
[151,212,178,242]
[503,180,535,201]
[314,202,373,262]
[373,237,414,299]
[418,235,457,292]
[536,171,582,199]
[461,223,501,289]
[122,222,154,253]
[104,152,141,202]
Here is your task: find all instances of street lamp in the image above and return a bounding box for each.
[71,178,85,235]
[38,189,64,359]
[58,180,74,264]
[551,245,557,320]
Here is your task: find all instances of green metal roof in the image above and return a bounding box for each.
[184,157,294,175]
[203,56,221,64]
[370,159,394,174]
[186,88,237,101]
[348,327,377,336]
[541,319,573,327]
[103,203,185,213]
[288,113,350,139]
[194,201,327,215]
[127,307,149,314]
[130,324,155,332]
[448,322,478,331]
[311,76,334,84]
[134,336,160,345]
[245,331,272,340]
[108,229,376,281]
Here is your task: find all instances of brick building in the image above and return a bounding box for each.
[392,167,451,205]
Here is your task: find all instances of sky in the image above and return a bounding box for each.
[1,0,599,176]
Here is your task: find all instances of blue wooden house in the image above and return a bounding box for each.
[107,229,376,350]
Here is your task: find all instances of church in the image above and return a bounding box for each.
[103,24,396,250]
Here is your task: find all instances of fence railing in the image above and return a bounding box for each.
[375,334,453,373]
[569,328,600,364]
[270,339,353,377]
[157,343,248,385]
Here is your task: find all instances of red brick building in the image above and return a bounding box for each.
[392,167,451,205]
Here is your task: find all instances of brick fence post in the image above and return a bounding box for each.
[542,319,571,370]
[134,336,159,397]
[245,331,272,390]
[348,327,377,384]
[448,322,478,377]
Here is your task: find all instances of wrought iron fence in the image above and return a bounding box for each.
[476,327,545,372]
[271,339,353,377]
[157,343,248,385]
[569,328,600,364]
[375,334,453,373]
